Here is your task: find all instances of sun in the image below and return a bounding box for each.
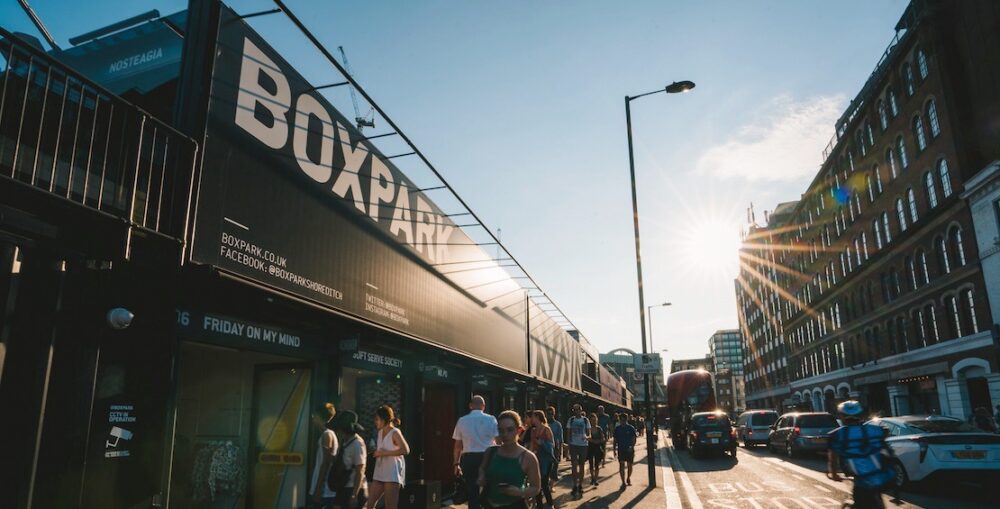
[676,217,742,279]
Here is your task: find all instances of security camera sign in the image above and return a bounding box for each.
[105,404,135,458]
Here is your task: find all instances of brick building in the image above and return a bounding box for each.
[737,0,1000,418]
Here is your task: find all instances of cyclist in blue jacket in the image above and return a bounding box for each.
[827,401,895,509]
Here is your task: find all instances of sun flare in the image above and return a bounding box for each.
[677,218,742,279]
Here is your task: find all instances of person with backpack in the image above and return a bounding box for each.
[565,404,591,496]
[827,400,895,509]
[310,403,339,508]
[329,411,367,509]
[477,410,541,508]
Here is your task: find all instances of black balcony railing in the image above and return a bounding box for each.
[0,28,197,248]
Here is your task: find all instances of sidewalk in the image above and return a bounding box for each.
[445,433,669,509]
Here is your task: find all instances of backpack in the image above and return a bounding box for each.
[834,425,895,489]
[327,435,359,493]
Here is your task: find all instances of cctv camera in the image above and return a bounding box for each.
[107,308,134,330]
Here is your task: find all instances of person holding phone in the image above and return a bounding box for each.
[478,411,541,509]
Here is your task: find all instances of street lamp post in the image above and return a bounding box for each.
[625,80,694,487]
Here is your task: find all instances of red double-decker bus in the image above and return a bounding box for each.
[666,370,717,448]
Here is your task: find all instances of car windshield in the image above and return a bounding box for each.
[797,414,838,427]
[903,419,980,433]
[754,413,778,425]
[692,415,729,429]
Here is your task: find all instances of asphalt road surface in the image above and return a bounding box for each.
[662,438,993,509]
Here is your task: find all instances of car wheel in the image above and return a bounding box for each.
[890,459,909,489]
[767,439,774,453]
[785,440,796,458]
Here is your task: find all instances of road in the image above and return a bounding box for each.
[662,438,994,509]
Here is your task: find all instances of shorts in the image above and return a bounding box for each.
[587,444,605,461]
[569,445,588,463]
[616,447,634,463]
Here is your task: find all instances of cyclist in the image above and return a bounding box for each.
[827,401,895,509]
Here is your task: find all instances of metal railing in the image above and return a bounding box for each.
[0,27,197,245]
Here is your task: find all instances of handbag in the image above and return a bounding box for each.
[453,474,468,505]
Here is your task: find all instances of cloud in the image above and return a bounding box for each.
[695,94,846,181]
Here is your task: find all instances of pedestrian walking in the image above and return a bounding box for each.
[331,411,368,509]
[545,406,563,482]
[612,413,637,489]
[367,405,409,509]
[310,403,338,508]
[586,413,606,486]
[528,410,555,508]
[477,410,541,508]
[596,406,611,467]
[565,404,590,495]
[452,395,499,509]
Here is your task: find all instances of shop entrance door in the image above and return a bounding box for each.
[250,364,312,509]
[422,384,457,487]
[967,377,992,411]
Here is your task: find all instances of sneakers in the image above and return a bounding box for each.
[620,483,626,491]
[626,479,632,486]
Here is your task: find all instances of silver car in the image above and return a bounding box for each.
[736,410,779,448]
[768,412,839,457]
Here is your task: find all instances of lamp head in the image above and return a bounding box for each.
[665,81,696,94]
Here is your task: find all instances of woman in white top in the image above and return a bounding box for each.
[310,403,338,507]
[366,405,409,509]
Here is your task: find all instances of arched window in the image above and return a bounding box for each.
[927,100,941,137]
[874,165,884,193]
[907,188,919,223]
[937,237,951,275]
[896,136,909,169]
[951,227,967,266]
[915,309,928,348]
[906,256,917,290]
[937,159,952,197]
[885,149,898,178]
[947,295,962,338]
[873,219,883,249]
[866,123,875,146]
[918,250,929,284]
[916,47,929,79]
[867,174,876,202]
[924,172,939,208]
[964,290,979,334]
[903,64,916,96]
[895,198,908,231]
[856,130,867,156]
[854,238,862,266]
[913,116,928,151]
[881,212,893,243]
[888,88,899,117]
[927,304,940,343]
[895,316,908,353]
[862,232,869,259]
[878,100,889,130]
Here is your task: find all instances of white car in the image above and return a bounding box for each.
[867,415,1000,486]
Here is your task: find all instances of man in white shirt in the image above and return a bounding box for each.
[452,395,498,509]
[566,403,591,495]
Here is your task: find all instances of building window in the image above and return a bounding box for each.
[873,219,883,249]
[896,199,908,232]
[937,237,951,275]
[862,232,869,259]
[913,116,927,151]
[927,100,941,137]
[888,88,899,117]
[907,188,919,223]
[903,64,916,96]
[965,290,979,334]
[938,159,952,197]
[896,136,908,169]
[857,130,867,156]
[918,250,929,284]
[886,149,898,178]
[916,47,929,79]
[854,238,862,266]
[951,227,966,266]
[906,257,917,290]
[878,100,889,130]
[867,175,876,203]
[928,305,940,343]
[925,172,939,208]
[866,123,875,146]
[882,212,892,243]
[947,295,962,338]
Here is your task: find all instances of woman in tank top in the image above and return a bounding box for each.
[366,405,409,509]
[478,410,541,509]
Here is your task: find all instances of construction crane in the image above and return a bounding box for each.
[337,46,375,131]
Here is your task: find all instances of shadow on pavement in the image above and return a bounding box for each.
[673,449,739,472]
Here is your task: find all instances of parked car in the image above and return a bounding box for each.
[868,415,1000,486]
[686,411,738,458]
[767,412,839,458]
[736,410,779,448]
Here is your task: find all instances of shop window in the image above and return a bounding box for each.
[339,367,403,451]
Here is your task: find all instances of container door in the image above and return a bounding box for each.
[251,365,311,509]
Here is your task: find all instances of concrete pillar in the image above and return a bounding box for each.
[943,379,966,419]
[887,384,909,416]
[935,375,949,415]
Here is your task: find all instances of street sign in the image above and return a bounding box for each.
[634,354,662,374]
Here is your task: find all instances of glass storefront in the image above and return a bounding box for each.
[169,342,313,508]
[338,366,403,452]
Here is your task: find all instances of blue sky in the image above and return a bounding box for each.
[3,0,911,363]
